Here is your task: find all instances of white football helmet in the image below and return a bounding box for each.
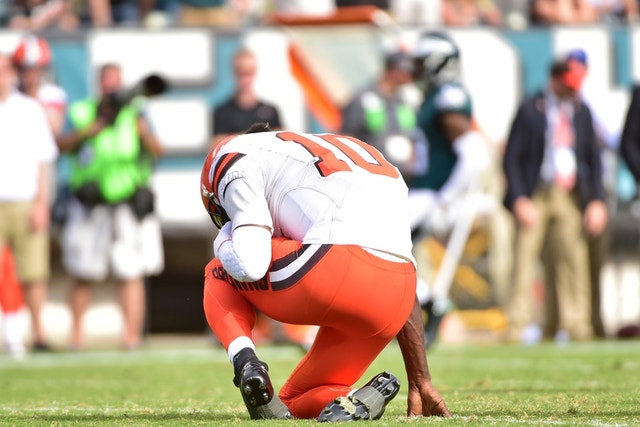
[411,31,461,90]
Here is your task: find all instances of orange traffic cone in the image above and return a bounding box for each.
[1,246,26,357]
[0,246,23,312]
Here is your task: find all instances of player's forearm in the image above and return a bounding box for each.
[35,163,51,204]
[137,117,164,157]
[397,298,432,383]
[216,224,272,282]
[48,109,66,137]
[57,121,104,152]
[437,131,489,204]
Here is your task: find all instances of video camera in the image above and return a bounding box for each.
[98,74,168,124]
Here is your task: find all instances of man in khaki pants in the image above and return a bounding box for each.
[0,53,58,354]
[502,56,607,343]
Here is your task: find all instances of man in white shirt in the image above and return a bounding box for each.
[0,53,58,355]
[1,35,68,356]
[200,123,450,421]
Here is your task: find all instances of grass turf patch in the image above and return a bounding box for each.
[0,339,639,426]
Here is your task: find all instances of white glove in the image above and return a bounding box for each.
[213,221,233,258]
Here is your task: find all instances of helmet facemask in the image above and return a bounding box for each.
[201,183,230,229]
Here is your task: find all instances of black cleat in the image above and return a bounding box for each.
[317,371,400,422]
[246,395,295,420]
[232,348,292,419]
[364,371,401,406]
[236,361,274,410]
[317,396,369,422]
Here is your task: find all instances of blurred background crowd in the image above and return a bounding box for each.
[2,0,640,358]
[1,0,640,31]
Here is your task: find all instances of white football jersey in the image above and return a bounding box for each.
[208,131,415,263]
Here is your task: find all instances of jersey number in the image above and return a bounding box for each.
[276,132,399,179]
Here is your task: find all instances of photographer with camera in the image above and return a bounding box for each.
[57,63,165,351]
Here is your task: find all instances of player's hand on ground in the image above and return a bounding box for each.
[407,380,452,418]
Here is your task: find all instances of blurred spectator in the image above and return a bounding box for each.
[390,0,442,26]
[56,63,165,350]
[0,35,69,356]
[408,31,492,347]
[174,0,247,27]
[335,0,389,9]
[87,0,156,26]
[530,0,599,24]
[544,49,613,339]
[588,0,639,22]
[442,0,504,26]
[7,0,79,31]
[0,52,58,353]
[340,50,424,179]
[211,48,282,146]
[620,85,640,186]
[502,56,607,344]
[494,0,531,29]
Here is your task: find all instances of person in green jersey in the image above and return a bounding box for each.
[57,63,165,350]
[408,31,493,348]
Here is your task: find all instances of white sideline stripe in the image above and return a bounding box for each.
[0,346,303,369]
[0,406,210,414]
[453,416,631,426]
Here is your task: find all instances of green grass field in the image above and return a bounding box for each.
[1,338,639,426]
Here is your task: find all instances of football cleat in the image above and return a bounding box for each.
[246,395,295,420]
[235,361,274,410]
[317,371,400,422]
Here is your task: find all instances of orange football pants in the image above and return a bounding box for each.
[203,238,416,419]
[0,246,23,312]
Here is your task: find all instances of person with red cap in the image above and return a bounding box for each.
[0,36,68,356]
[502,55,608,344]
[0,50,58,356]
[542,48,613,340]
[12,35,67,137]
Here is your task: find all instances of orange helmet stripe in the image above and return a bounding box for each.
[212,152,246,200]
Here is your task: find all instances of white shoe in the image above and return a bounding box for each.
[3,311,27,359]
[521,324,542,346]
[6,342,27,360]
